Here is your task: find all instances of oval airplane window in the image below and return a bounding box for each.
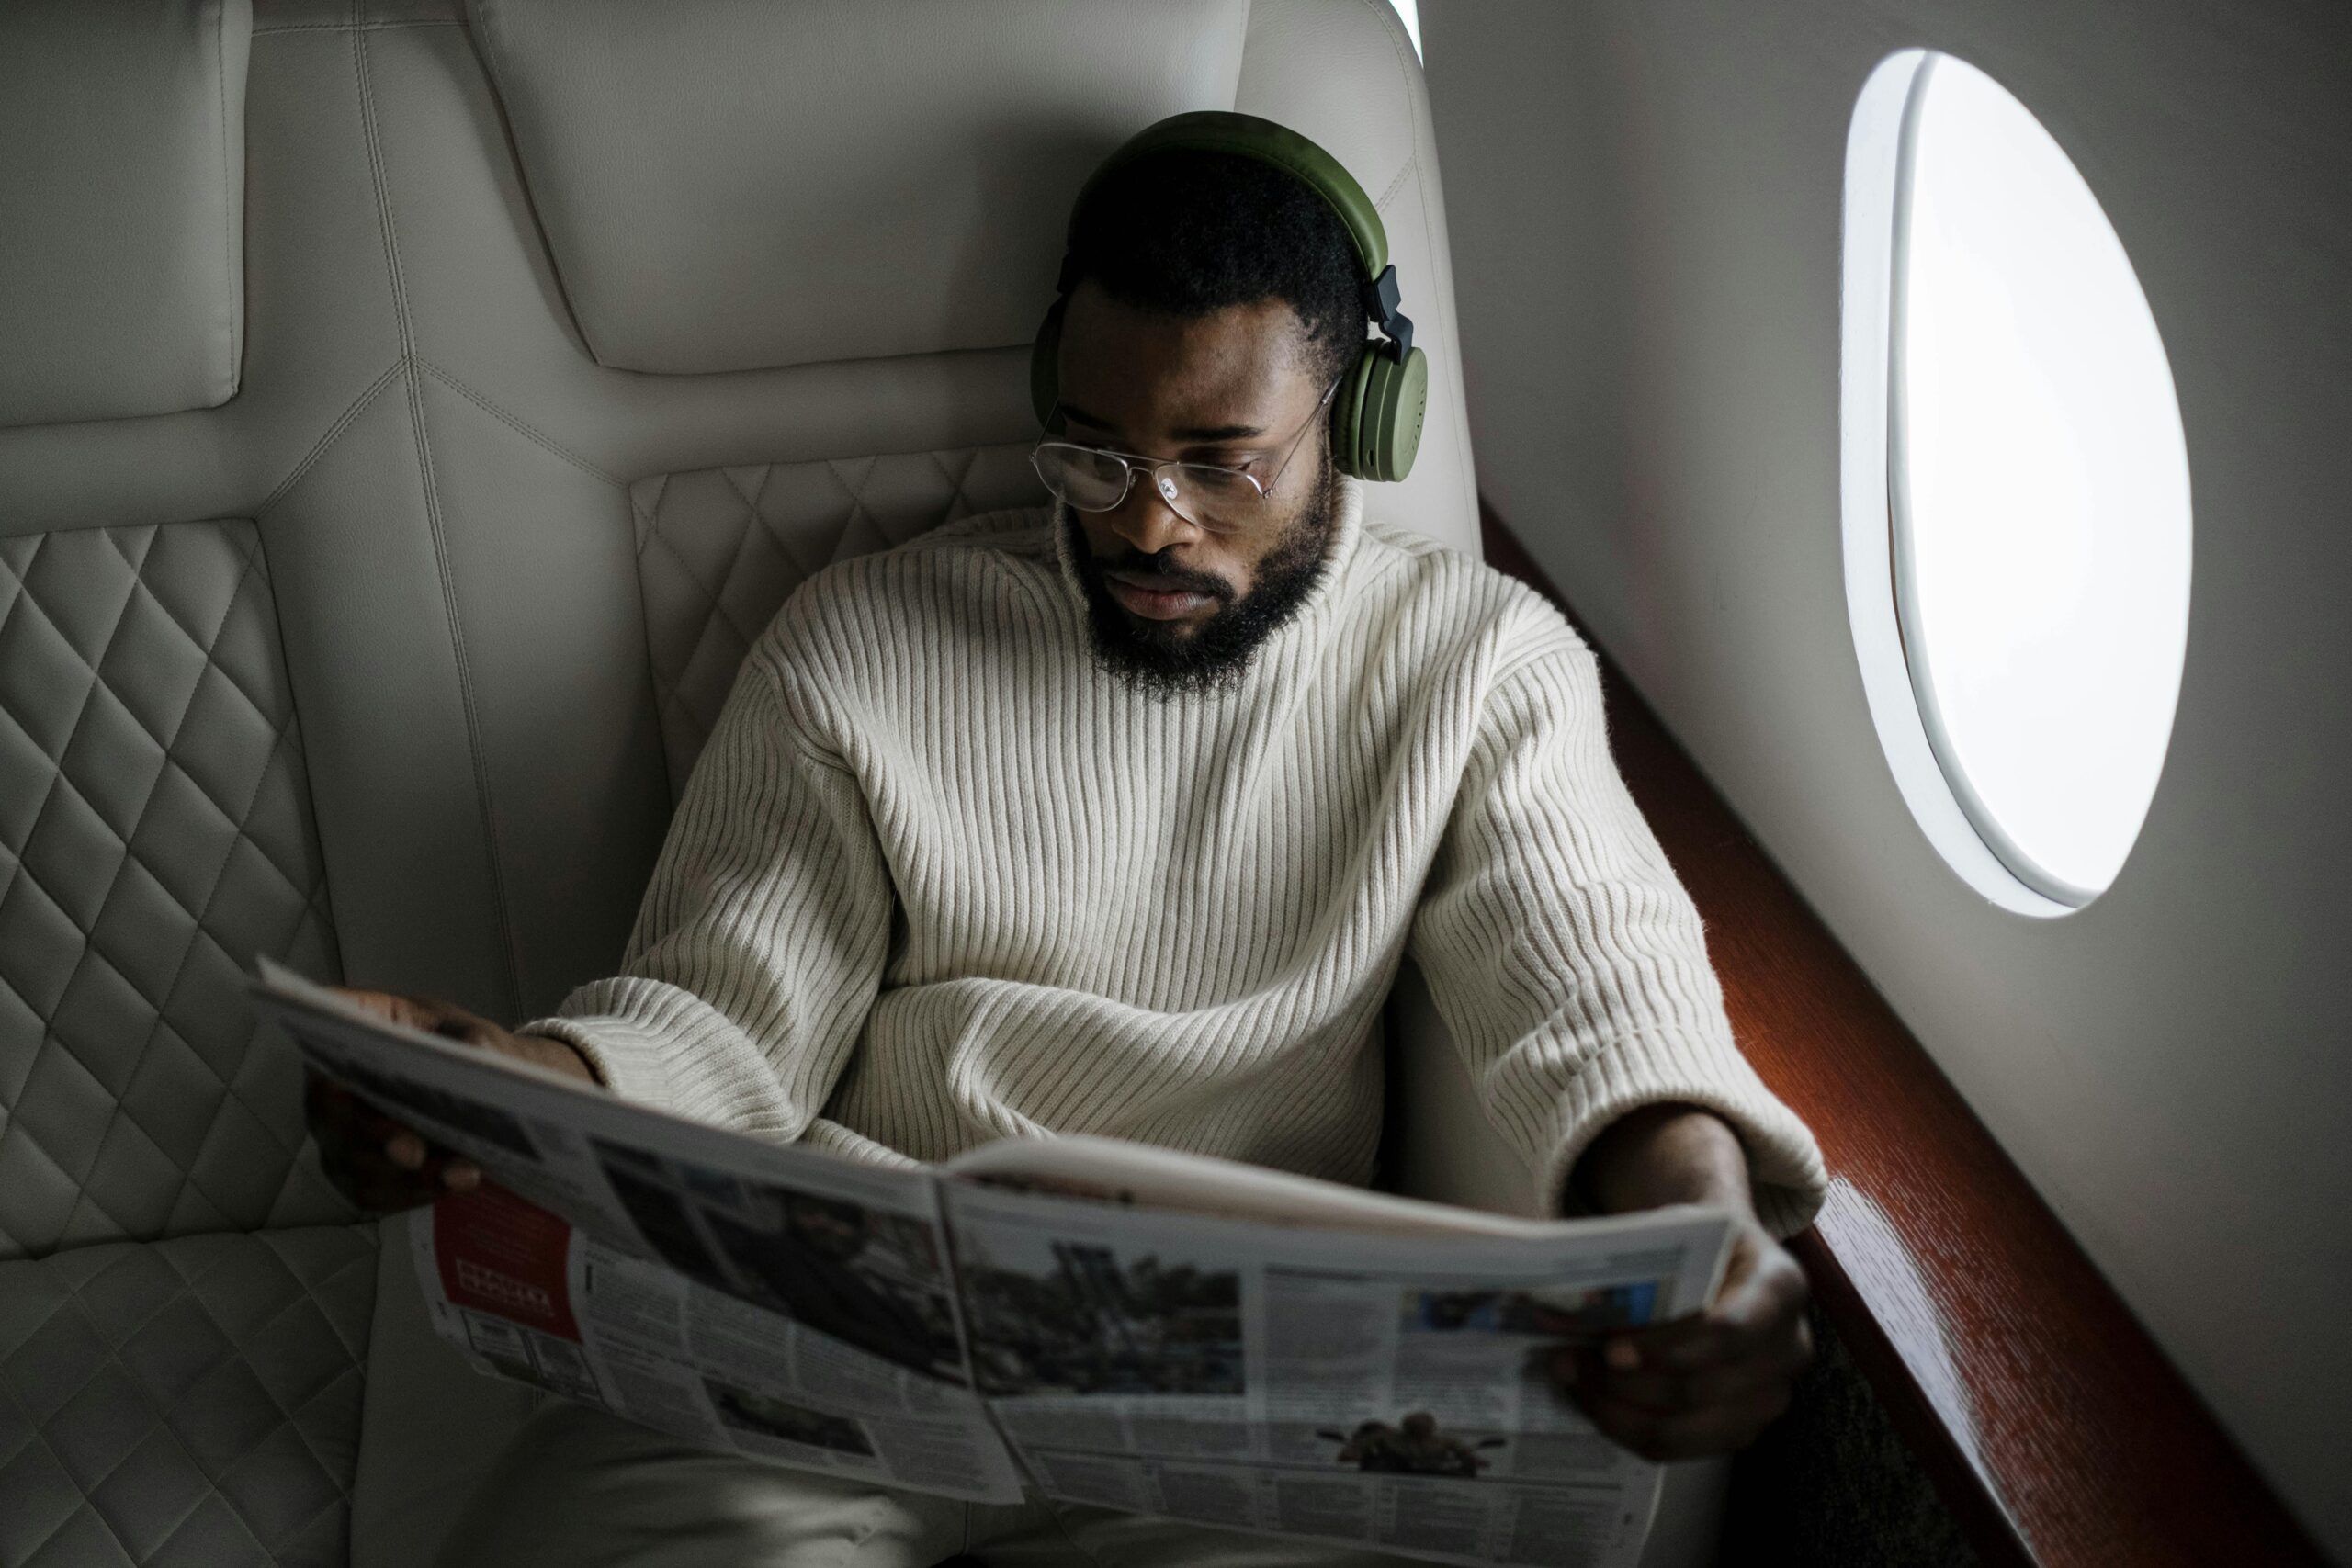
[1847,51,2191,910]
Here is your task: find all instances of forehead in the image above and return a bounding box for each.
[1057,285,1318,438]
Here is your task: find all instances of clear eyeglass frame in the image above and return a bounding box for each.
[1031,374,1341,534]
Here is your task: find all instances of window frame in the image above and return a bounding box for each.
[1883,52,2104,908]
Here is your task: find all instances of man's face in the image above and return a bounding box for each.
[1054,282,1341,694]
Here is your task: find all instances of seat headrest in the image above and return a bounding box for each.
[0,0,253,429]
[469,0,1250,376]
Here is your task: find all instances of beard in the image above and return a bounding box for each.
[1062,455,1341,698]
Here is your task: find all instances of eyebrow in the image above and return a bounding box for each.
[1058,401,1268,445]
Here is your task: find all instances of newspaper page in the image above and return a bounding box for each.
[258,964,1027,1503]
[258,963,1732,1565]
[942,1179,1728,1568]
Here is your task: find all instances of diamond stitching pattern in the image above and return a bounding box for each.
[0,1225,376,1568]
[0,524,349,1261]
[632,443,1046,794]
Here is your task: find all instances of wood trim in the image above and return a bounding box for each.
[1478,503,2326,1568]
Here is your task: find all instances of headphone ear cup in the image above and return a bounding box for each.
[1031,299,1067,427]
[1355,345,1429,483]
[1330,348,1377,480]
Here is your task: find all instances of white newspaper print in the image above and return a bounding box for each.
[943,1182,1725,1568]
[258,962,1733,1564]
[263,965,1023,1501]
[406,1206,1026,1498]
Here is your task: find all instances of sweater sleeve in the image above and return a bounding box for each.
[524,645,894,1139]
[1407,637,1826,1236]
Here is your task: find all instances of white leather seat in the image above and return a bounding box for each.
[0,7,379,1564]
[0,3,1590,1562]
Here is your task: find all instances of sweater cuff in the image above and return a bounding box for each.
[524,988,801,1137]
[522,1013,684,1111]
[1533,1028,1828,1239]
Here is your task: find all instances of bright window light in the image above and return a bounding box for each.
[1387,0,1422,59]
[1883,52,2191,906]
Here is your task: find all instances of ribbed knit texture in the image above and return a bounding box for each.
[536,484,1826,1234]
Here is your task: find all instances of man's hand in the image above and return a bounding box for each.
[304,990,598,1213]
[1551,1103,1812,1461]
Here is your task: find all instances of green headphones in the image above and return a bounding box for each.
[1030,110,1430,484]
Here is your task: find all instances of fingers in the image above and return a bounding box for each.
[333,988,503,1048]
[1612,1230,1810,1371]
[1591,1307,1814,1410]
[1565,1333,1810,1415]
[1544,1224,1815,1460]
[1577,1381,1798,1461]
[334,988,598,1089]
[330,988,409,1026]
[412,998,497,1047]
[332,1129,483,1211]
[1549,1337,1803,1460]
[304,1068,481,1213]
[303,989,518,1213]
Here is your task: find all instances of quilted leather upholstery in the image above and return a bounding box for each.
[634,443,1046,792]
[0,1225,375,1568]
[0,523,347,1261]
[0,3,1509,1562]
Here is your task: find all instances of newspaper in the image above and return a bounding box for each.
[258,962,1734,1568]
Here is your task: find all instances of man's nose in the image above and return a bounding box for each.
[1113,468,1199,556]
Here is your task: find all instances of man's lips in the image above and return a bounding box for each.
[1103,568,1220,621]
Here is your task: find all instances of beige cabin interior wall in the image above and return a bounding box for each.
[1419,0,2351,1552]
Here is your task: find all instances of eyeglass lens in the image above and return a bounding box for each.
[1031,446,1265,532]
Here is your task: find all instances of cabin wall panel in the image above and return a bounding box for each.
[1420,0,2352,1552]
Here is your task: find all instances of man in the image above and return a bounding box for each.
[311,120,1826,1566]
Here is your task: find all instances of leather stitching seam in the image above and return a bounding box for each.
[57,536,314,1232]
[260,362,404,513]
[415,358,622,486]
[214,0,239,391]
[352,17,525,1016]
[1344,0,1475,525]
[2,1416,124,1566]
[251,18,461,35]
[1377,156,1416,213]
[0,537,152,1219]
[0,1235,375,1559]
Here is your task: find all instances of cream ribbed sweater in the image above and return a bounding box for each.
[537,484,1826,1234]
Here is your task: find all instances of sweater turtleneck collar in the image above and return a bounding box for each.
[1048,472,1367,659]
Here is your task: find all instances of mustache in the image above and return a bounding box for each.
[1087,551,1235,603]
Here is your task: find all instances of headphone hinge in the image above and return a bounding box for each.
[1363,264,1415,361]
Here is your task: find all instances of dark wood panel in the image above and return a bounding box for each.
[1478,505,2326,1568]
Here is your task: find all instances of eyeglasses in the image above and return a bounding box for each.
[1031,376,1340,535]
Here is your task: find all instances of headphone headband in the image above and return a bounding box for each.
[1057,111,1412,362]
[1068,110,1390,281]
[1034,109,1428,481]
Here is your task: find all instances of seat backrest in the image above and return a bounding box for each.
[0,0,1487,1262]
[0,0,358,1259]
[365,0,1482,1017]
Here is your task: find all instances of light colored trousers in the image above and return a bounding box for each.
[434,1403,1438,1568]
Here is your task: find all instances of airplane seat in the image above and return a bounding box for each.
[345,1,1570,1547]
[0,2,1717,1562]
[0,4,398,1562]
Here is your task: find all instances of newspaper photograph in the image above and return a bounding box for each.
[941,1179,1724,1568]
[408,1184,1025,1499]
[255,961,1733,1566]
